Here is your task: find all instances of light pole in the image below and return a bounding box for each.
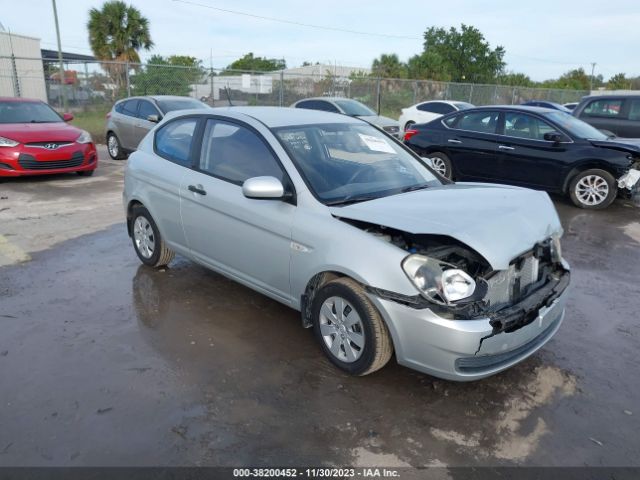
[590,62,597,93]
[51,0,67,111]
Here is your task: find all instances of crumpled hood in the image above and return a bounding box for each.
[330,183,562,270]
[0,123,82,143]
[590,137,640,154]
[358,115,399,128]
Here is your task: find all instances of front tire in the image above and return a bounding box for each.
[107,133,126,160]
[312,277,393,376]
[130,205,175,267]
[568,169,617,209]
[428,152,453,179]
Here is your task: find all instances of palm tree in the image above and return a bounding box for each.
[87,1,153,96]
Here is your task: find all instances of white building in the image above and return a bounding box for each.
[0,29,47,101]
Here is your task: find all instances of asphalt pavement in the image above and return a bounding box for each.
[0,148,639,469]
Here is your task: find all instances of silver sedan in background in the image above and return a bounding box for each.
[105,95,209,159]
[291,97,401,137]
[123,107,570,381]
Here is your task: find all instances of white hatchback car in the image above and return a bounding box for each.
[399,100,474,132]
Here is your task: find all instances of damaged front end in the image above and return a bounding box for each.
[346,219,570,335]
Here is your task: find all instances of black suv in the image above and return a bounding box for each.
[573,95,640,138]
[403,106,640,209]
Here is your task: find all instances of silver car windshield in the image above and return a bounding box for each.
[274,123,442,205]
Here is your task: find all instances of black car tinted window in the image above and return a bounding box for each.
[504,112,556,141]
[455,111,499,133]
[199,119,283,184]
[296,100,339,113]
[417,102,440,114]
[122,99,139,117]
[583,99,623,117]
[155,117,197,166]
[138,100,159,120]
[628,99,640,121]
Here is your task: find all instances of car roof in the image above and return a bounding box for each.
[294,97,358,103]
[0,97,43,103]
[164,106,362,128]
[579,94,640,100]
[116,95,202,103]
[464,105,560,114]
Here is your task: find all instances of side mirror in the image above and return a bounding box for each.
[147,114,160,123]
[62,113,74,122]
[242,176,284,200]
[543,131,565,143]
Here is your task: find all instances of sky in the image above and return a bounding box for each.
[1,0,639,81]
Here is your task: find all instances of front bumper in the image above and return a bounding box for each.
[618,168,640,194]
[369,271,570,381]
[0,143,98,177]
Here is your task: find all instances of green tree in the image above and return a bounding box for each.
[371,53,407,78]
[420,24,505,83]
[541,68,591,90]
[497,71,534,87]
[87,1,153,95]
[607,73,630,90]
[132,55,204,96]
[406,51,450,81]
[221,53,286,74]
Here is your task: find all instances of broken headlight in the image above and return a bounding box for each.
[402,254,477,305]
[550,234,562,263]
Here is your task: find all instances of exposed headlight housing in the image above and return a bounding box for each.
[550,234,562,263]
[76,130,92,144]
[0,136,19,147]
[402,254,477,305]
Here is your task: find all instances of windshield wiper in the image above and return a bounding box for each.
[325,194,383,206]
[400,183,430,193]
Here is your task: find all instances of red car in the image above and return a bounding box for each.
[0,97,97,178]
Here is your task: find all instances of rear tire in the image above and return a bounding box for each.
[428,152,453,179]
[404,121,415,131]
[107,132,126,160]
[312,277,393,376]
[568,169,617,209]
[130,205,175,267]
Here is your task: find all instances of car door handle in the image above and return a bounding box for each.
[448,139,462,144]
[498,145,515,150]
[188,185,207,195]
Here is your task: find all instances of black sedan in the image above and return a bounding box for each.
[403,106,640,209]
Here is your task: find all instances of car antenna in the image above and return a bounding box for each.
[225,85,233,106]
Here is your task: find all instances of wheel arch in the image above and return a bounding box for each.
[561,160,620,193]
[125,199,145,237]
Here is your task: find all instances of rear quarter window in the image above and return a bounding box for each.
[154,117,198,166]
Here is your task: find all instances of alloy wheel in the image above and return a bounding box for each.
[575,174,609,206]
[431,157,448,177]
[108,135,119,158]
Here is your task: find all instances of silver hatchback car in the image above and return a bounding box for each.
[106,95,209,159]
[123,107,570,381]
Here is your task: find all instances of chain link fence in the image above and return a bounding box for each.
[1,56,589,141]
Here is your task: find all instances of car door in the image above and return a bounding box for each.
[134,100,161,148]
[444,110,501,180]
[576,97,627,136]
[495,111,572,190]
[140,116,199,249]
[179,117,295,303]
[118,99,140,150]
[619,98,640,138]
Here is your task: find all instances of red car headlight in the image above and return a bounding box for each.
[0,136,19,147]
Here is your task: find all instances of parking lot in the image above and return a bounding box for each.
[1,146,639,468]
